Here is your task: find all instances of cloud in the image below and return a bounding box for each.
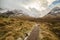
[0,0,55,10]
[0,0,58,18]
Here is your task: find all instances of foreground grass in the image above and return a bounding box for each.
[0,17,36,40]
[0,17,60,40]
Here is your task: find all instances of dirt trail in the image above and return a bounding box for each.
[26,24,39,40]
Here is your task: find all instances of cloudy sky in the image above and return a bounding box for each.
[0,0,59,18]
[0,0,55,10]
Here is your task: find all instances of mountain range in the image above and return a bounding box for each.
[0,6,60,21]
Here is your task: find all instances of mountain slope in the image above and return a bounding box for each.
[42,7,60,20]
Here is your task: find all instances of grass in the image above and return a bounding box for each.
[0,17,60,40]
[0,17,35,40]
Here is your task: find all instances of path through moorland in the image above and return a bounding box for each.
[26,24,40,40]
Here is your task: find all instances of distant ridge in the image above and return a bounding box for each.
[0,7,60,22]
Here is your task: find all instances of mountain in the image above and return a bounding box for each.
[0,9,35,20]
[42,7,60,20]
[0,6,60,22]
[49,7,60,15]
